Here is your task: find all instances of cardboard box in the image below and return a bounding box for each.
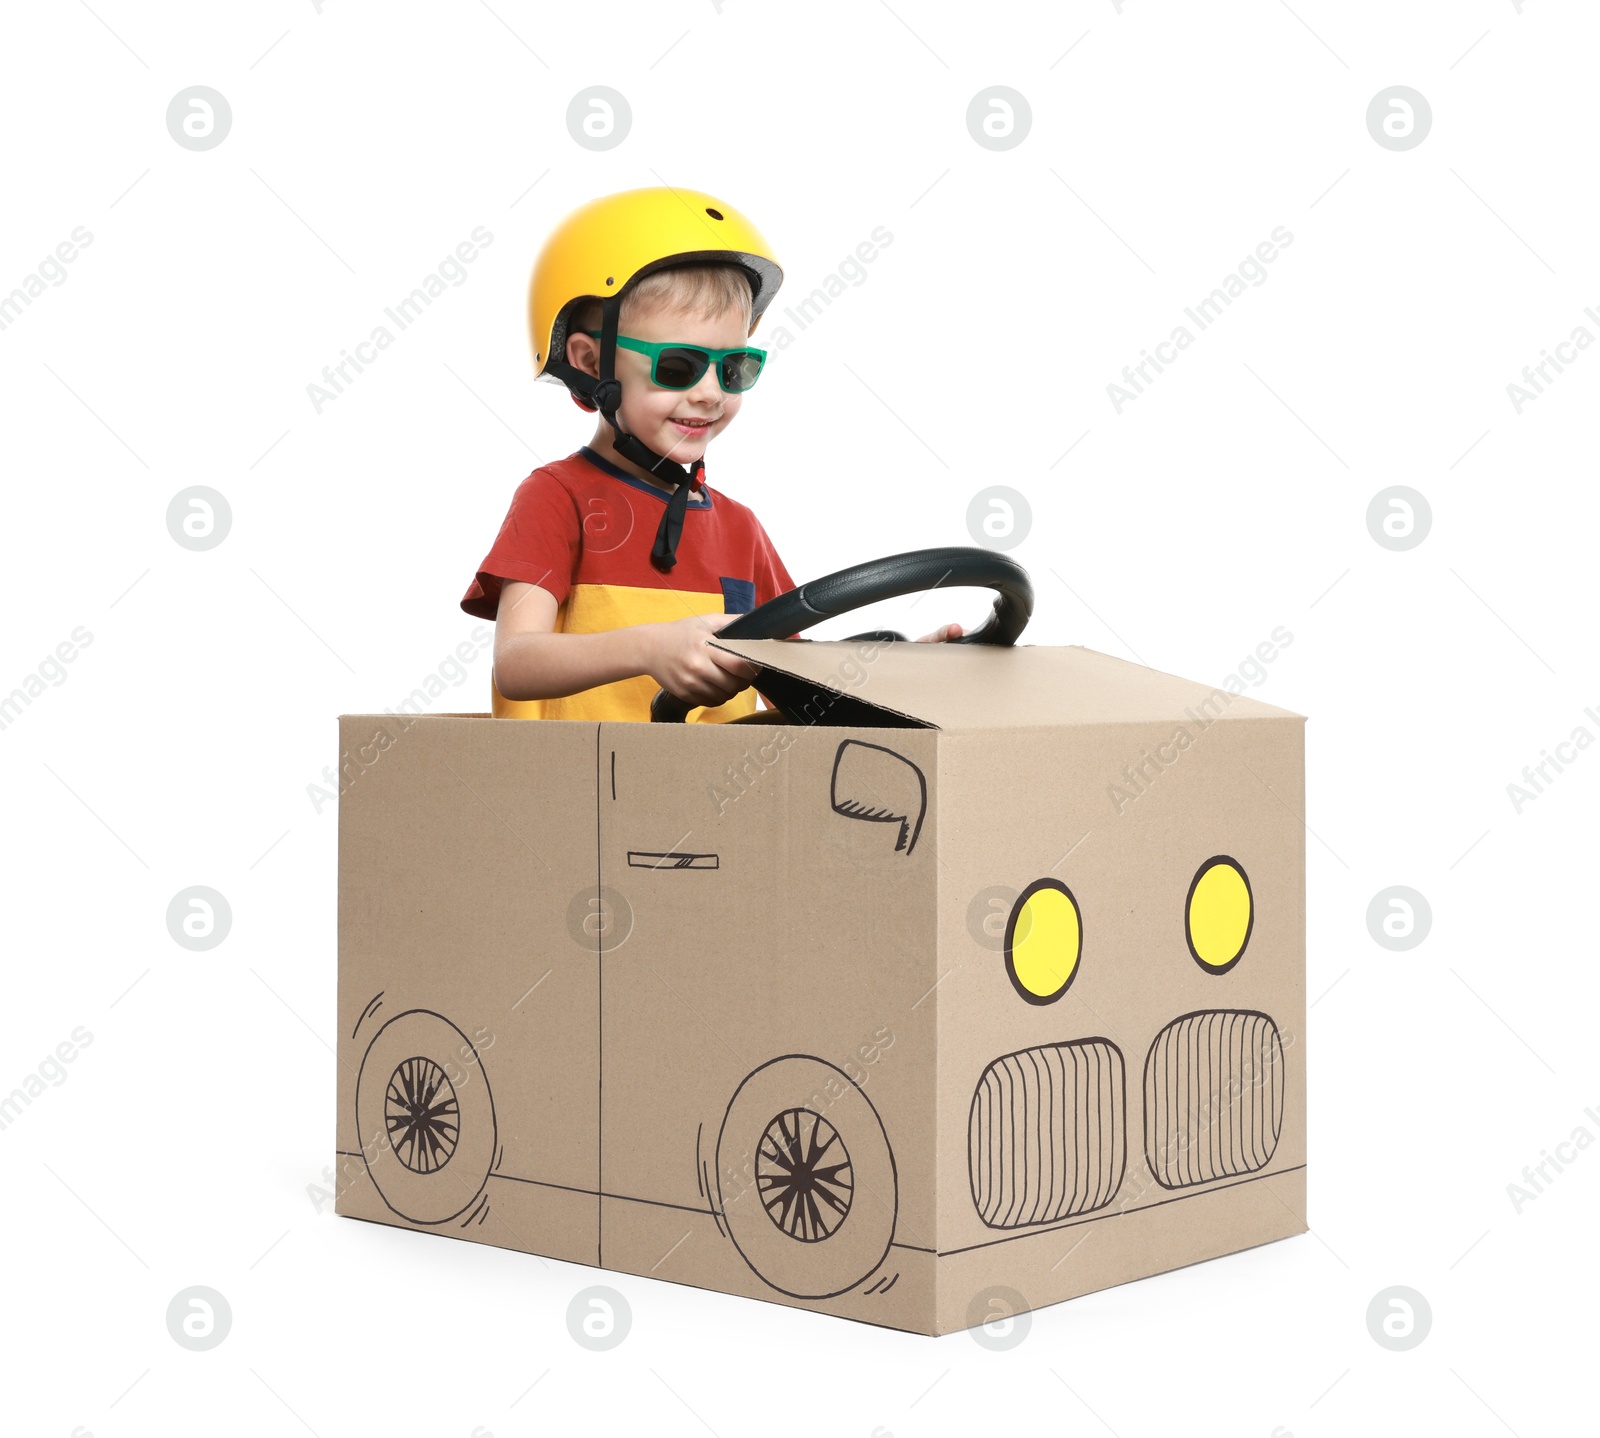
[335,640,1307,1335]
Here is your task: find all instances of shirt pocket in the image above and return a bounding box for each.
[719,577,756,613]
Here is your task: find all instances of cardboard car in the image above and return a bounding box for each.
[334,548,1307,1335]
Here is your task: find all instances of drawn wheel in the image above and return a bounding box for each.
[356,1010,495,1225]
[717,1056,896,1299]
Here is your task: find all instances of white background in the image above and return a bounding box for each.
[2,1,1595,1434]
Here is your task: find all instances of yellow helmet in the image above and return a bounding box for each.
[529,185,783,383]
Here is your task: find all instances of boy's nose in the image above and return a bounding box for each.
[686,369,722,403]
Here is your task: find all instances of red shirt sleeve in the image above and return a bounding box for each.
[460,469,580,621]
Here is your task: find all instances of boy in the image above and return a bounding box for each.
[460,186,958,722]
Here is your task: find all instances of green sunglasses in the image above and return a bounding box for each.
[582,331,768,393]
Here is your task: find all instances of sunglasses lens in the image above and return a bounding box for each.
[720,350,765,393]
[653,348,709,389]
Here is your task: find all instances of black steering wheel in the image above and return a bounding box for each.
[650,546,1033,722]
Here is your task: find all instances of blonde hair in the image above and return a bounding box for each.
[569,262,753,337]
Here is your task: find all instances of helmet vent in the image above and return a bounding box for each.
[705,207,724,220]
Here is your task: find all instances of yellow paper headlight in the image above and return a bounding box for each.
[1185,856,1253,973]
[1004,879,1082,1003]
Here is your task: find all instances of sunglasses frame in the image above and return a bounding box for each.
[581,330,768,393]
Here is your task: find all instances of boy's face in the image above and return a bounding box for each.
[574,297,753,468]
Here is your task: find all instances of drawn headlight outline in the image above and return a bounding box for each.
[1003,878,1083,1005]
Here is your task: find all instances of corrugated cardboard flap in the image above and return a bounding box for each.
[713,639,1306,730]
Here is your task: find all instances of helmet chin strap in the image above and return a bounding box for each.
[587,293,704,573]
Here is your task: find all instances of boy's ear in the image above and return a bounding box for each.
[565,329,600,378]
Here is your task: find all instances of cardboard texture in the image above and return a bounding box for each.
[336,641,1307,1335]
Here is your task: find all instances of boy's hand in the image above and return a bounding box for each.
[914,622,965,642]
[644,612,761,708]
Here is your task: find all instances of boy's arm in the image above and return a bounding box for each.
[493,580,759,708]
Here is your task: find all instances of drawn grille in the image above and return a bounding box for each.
[968,1039,1126,1229]
[1143,1010,1284,1189]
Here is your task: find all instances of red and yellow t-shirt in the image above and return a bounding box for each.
[460,446,796,722]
